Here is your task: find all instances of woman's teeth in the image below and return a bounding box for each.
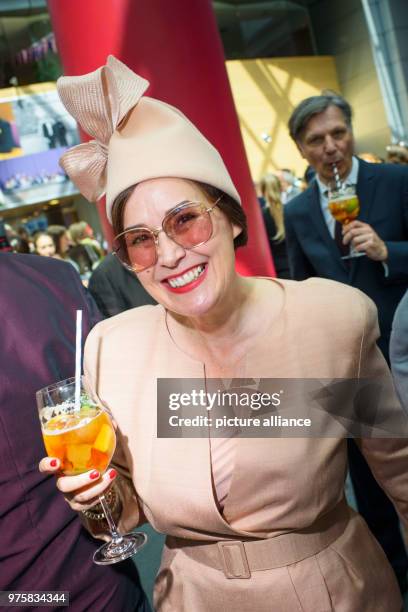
[167,265,205,288]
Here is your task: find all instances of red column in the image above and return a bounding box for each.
[48,0,275,276]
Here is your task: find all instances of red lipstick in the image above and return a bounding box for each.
[163,264,208,294]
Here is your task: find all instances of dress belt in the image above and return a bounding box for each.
[166,499,351,579]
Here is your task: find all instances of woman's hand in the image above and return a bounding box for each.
[38,457,117,512]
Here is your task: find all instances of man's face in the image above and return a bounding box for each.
[296,105,354,184]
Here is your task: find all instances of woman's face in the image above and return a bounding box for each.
[123,178,241,319]
[59,231,71,254]
[36,234,56,257]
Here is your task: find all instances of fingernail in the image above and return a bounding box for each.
[90,470,100,480]
[109,469,117,480]
[50,459,58,467]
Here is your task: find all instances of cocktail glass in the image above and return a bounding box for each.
[328,185,364,259]
[37,377,147,565]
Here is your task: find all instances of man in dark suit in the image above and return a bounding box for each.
[89,253,156,318]
[284,92,408,592]
[1,253,149,610]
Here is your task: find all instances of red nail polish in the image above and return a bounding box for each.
[109,469,117,480]
[90,470,100,480]
[50,459,58,467]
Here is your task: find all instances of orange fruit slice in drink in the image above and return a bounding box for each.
[94,424,115,454]
[66,443,93,471]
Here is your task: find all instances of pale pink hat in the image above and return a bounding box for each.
[57,55,241,222]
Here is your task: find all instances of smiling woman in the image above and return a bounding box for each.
[110,178,247,314]
[38,56,408,612]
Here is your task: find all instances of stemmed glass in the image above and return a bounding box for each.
[37,377,147,565]
[328,184,364,259]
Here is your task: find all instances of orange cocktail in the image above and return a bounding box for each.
[37,376,146,564]
[328,193,359,225]
[42,406,116,475]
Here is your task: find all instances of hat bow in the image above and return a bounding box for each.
[57,55,149,202]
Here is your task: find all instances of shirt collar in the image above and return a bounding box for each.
[316,156,359,197]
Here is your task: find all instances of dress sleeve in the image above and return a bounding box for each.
[82,324,146,539]
[356,294,408,527]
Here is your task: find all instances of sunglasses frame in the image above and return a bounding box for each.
[113,197,221,272]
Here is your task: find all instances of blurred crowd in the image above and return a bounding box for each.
[1,218,104,283]
[1,171,67,193]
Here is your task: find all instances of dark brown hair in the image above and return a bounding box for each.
[111,180,248,250]
[288,91,353,142]
[47,225,69,256]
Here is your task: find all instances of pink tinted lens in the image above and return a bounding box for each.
[164,204,212,248]
[119,229,156,271]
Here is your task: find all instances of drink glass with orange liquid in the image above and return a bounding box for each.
[37,377,147,564]
[328,185,365,259]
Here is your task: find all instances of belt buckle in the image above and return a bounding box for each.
[217,541,251,579]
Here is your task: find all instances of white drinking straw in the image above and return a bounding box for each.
[74,309,82,412]
[332,163,342,190]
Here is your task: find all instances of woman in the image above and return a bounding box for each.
[259,173,290,279]
[47,225,75,261]
[69,220,104,261]
[47,224,91,279]
[40,57,408,611]
[33,231,56,257]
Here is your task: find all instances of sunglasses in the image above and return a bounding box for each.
[113,197,221,272]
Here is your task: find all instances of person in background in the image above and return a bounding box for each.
[3,223,30,254]
[16,224,34,252]
[277,168,302,204]
[69,220,105,260]
[89,252,156,318]
[47,224,90,280]
[69,221,102,280]
[1,251,149,611]
[386,144,408,165]
[33,231,56,257]
[47,224,74,261]
[390,290,408,414]
[259,174,290,279]
[284,90,408,593]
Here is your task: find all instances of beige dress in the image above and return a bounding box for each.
[84,278,407,611]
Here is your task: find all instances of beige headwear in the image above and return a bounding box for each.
[57,55,241,222]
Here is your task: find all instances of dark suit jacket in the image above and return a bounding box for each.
[89,253,156,318]
[390,290,408,412]
[0,253,148,610]
[284,160,408,359]
[261,208,291,279]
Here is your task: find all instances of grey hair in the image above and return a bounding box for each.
[288,91,353,142]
